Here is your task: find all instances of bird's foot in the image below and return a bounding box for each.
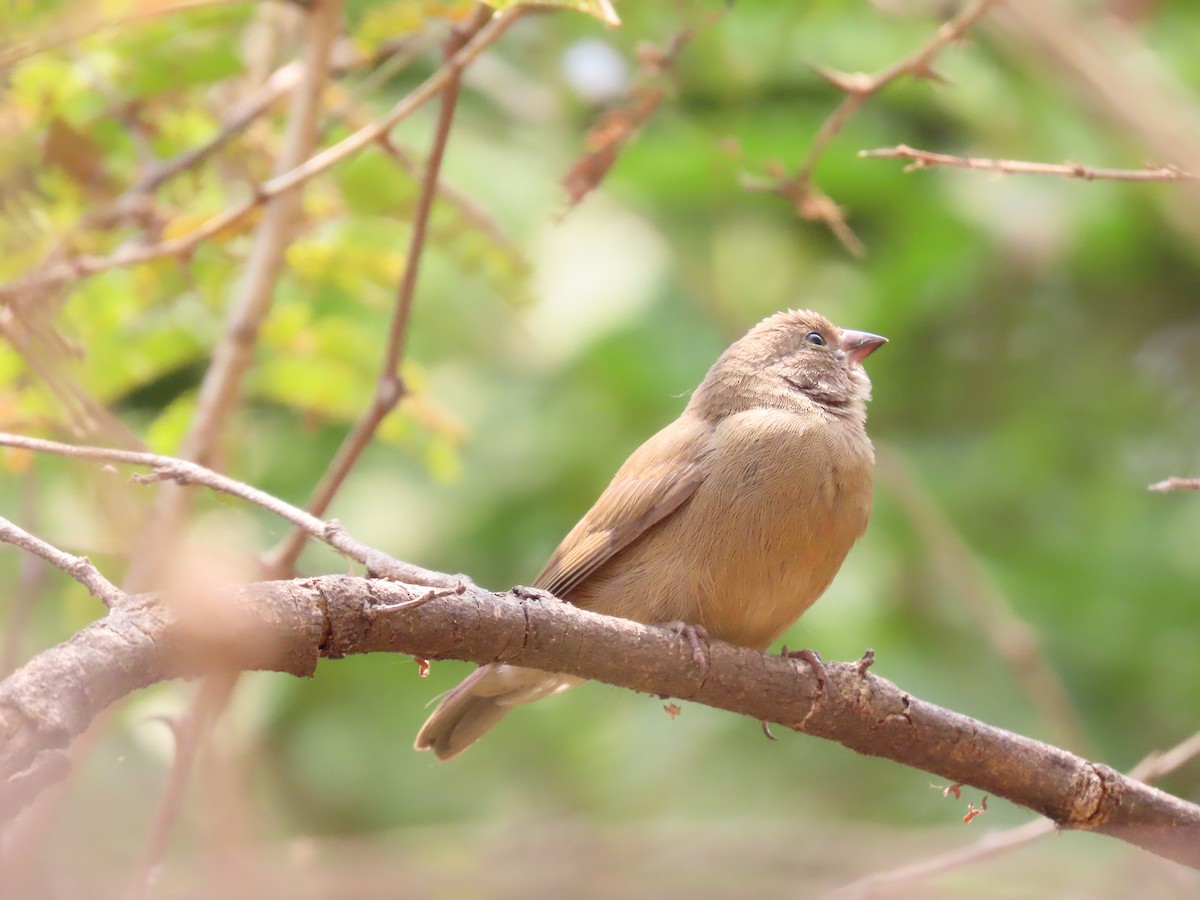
[512,585,560,603]
[658,621,710,675]
[760,719,777,741]
[782,645,827,691]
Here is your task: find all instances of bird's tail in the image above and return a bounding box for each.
[414,664,581,760]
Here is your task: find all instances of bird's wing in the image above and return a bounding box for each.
[533,414,713,601]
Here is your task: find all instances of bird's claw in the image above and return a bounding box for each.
[512,585,559,603]
[658,621,710,676]
[782,645,827,691]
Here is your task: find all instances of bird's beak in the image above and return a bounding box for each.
[840,329,887,366]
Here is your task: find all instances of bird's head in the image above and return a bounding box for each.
[690,309,887,420]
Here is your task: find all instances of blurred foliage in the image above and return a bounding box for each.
[2,0,1200,895]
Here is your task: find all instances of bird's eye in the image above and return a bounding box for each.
[806,332,825,347]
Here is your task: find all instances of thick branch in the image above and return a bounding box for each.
[0,575,1197,869]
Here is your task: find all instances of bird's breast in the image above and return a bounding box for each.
[582,407,874,650]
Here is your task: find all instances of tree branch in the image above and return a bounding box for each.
[0,432,461,589]
[744,0,1000,254]
[0,515,124,609]
[860,144,1199,181]
[0,574,1198,868]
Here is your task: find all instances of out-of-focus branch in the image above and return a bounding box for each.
[744,0,1000,255]
[121,0,346,594]
[0,573,1199,869]
[262,4,499,580]
[860,144,1199,182]
[1149,477,1200,493]
[0,9,526,305]
[830,730,1200,898]
[0,432,461,589]
[878,449,1088,752]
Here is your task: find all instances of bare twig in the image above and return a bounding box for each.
[0,515,124,609]
[878,449,1089,752]
[829,729,1200,898]
[2,574,1199,869]
[1149,477,1200,493]
[262,4,498,580]
[860,144,1200,181]
[747,0,1000,254]
[0,432,458,589]
[0,9,526,305]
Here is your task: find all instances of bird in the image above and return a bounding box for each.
[415,309,886,760]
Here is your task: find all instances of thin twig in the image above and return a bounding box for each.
[1149,477,1200,492]
[860,144,1200,181]
[829,728,1200,898]
[262,4,498,579]
[0,432,459,588]
[0,9,526,305]
[748,0,999,254]
[0,515,125,609]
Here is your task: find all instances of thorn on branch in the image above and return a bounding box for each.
[855,648,876,676]
[811,64,873,96]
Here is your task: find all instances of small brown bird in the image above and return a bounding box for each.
[415,309,885,759]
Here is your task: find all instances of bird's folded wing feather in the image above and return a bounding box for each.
[533,414,713,601]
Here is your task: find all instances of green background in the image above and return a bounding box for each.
[1,0,1198,895]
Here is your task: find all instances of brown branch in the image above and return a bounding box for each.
[831,729,1200,897]
[860,144,1200,181]
[0,515,124,609]
[0,9,526,305]
[262,4,498,580]
[1149,477,1200,493]
[749,0,999,254]
[0,574,1198,869]
[0,432,460,589]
